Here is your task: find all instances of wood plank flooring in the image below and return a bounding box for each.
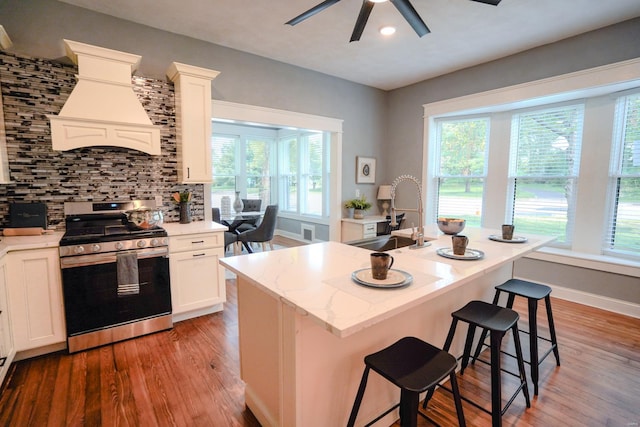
[1,238,639,426]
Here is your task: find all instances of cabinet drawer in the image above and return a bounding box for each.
[170,233,222,252]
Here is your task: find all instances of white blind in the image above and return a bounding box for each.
[605,93,640,255]
[509,104,585,245]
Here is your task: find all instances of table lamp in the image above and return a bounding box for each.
[377,185,392,216]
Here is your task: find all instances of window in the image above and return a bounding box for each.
[211,134,239,209]
[278,131,327,216]
[433,117,489,227]
[605,93,640,256]
[508,104,584,246]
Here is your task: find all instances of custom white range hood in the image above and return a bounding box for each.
[49,40,160,155]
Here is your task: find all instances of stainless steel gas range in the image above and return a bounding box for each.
[59,201,172,353]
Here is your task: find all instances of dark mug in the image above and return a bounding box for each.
[502,224,515,240]
[452,235,469,256]
[371,252,394,280]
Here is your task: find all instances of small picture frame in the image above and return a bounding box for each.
[356,156,376,184]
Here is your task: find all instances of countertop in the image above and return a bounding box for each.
[0,231,65,257]
[220,226,555,338]
[163,221,227,236]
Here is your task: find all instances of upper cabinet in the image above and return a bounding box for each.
[167,62,220,183]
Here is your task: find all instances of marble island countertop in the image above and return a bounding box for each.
[220,227,555,338]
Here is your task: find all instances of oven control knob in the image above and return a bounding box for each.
[150,238,159,247]
[91,244,101,253]
[115,242,124,250]
[137,240,147,248]
[74,246,85,254]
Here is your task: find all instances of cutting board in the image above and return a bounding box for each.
[2,227,45,236]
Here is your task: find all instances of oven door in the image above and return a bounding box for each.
[61,250,171,337]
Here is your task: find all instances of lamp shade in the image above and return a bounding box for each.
[377,185,392,200]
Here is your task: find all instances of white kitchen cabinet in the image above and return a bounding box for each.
[169,231,226,321]
[6,248,65,353]
[0,254,15,386]
[167,62,220,183]
[341,216,387,242]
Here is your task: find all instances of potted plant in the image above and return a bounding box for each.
[344,195,372,219]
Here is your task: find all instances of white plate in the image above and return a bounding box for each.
[489,235,528,243]
[436,247,484,260]
[352,268,413,288]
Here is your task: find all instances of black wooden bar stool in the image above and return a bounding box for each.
[472,278,560,395]
[424,301,530,427]
[347,336,466,427]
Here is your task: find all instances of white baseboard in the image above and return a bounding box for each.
[549,284,640,319]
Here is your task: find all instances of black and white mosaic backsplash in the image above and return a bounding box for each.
[0,52,203,230]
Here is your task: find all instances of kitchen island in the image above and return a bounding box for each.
[219,227,554,426]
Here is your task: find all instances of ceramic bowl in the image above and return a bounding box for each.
[437,217,466,235]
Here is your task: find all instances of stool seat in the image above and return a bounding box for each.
[348,336,466,427]
[496,279,552,300]
[451,300,519,332]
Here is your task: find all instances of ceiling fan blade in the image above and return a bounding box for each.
[470,0,502,5]
[350,0,375,42]
[286,0,342,26]
[389,0,430,37]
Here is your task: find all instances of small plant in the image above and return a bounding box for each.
[172,191,192,204]
[344,195,372,211]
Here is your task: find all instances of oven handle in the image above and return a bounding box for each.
[60,247,169,269]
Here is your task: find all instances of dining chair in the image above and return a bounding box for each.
[236,199,263,233]
[379,213,405,235]
[212,208,240,255]
[237,204,278,253]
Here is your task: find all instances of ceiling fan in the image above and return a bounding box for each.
[285,0,502,42]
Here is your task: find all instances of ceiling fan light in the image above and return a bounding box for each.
[380,26,396,35]
[369,0,388,3]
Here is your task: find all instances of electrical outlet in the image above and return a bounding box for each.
[155,195,163,206]
[355,189,360,198]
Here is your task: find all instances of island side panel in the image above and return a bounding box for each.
[237,276,283,427]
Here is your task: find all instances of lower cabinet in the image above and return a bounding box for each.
[169,232,226,320]
[0,254,15,386]
[6,248,66,353]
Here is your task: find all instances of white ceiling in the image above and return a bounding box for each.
[59,0,640,90]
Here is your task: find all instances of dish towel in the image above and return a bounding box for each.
[117,251,140,297]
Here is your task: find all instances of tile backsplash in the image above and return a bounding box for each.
[0,52,203,230]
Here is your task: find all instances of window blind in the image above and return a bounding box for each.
[605,93,640,255]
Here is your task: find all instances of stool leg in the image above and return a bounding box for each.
[528,297,540,395]
[461,325,476,374]
[545,295,561,366]
[449,371,467,427]
[489,330,504,427]
[399,389,419,427]
[511,325,531,408]
[347,366,370,427]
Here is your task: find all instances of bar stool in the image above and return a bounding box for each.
[472,279,560,395]
[347,336,466,427]
[425,301,530,427]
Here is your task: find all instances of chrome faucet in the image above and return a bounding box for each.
[390,175,428,249]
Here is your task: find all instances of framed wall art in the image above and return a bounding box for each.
[356,156,376,184]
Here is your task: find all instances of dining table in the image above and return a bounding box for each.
[220,211,264,253]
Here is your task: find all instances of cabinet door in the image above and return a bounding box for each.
[0,256,15,385]
[7,248,66,352]
[170,248,225,315]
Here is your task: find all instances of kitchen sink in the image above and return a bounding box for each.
[346,235,418,252]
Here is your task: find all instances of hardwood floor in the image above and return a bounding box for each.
[1,238,639,426]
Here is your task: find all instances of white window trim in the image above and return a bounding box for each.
[423,58,640,270]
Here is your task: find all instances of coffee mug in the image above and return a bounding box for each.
[452,235,469,256]
[502,224,515,240]
[371,252,394,280]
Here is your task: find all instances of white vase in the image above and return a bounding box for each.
[233,192,244,213]
[221,196,231,216]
